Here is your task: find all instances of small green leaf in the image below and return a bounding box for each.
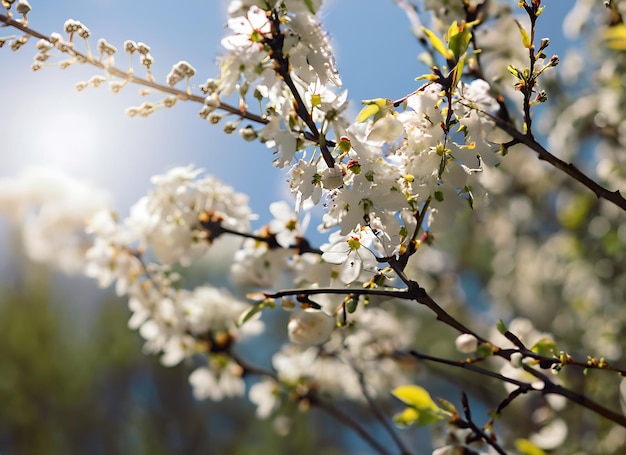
[356,103,380,123]
[356,98,391,123]
[497,320,508,334]
[515,438,547,455]
[605,24,626,51]
[531,337,558,357]
[238,300,270,327]
[392,385,447,427]
[303,0,316,13]
[515,20,532,48]
[447,21,473,62]
[437,397,458,414]
[451,55,466,92]
[507,65,522,79]
[393,407,420,427]
[422,26,453,60]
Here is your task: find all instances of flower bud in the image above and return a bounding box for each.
[455,333,478,353]
[239,125,257,141]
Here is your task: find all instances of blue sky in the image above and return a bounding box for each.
[0,0,572,221]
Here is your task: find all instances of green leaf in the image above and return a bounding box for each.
[356,103,380,123]
[605,24,626,51]
[356,98,391,123]
[237,300,270,327]
[447,21,473,62]
[515,438,547,455]
[393,407,420,428]
[515,20,532,49]
[497,320,508,334]
[507,64,522,79]
[531,337,558,357]
[303,0,316,13]
[451,55,466,93]
[422,27,453,60]
[391,385,447,426]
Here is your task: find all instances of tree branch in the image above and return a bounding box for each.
[0,12,268,125]
[485,110,626,212]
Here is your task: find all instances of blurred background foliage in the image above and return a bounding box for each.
[0,251,412,455]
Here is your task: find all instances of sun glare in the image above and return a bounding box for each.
[33,109,101,172]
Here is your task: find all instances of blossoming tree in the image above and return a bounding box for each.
[2,0,626,453]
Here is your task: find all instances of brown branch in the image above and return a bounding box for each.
[0,12,268,125]
[266,11,335,168]
[520,364,626,428]
[461,392,507,455]
[484,110,626,212]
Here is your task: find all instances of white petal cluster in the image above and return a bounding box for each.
[0,167,111,273]
[166,60,196,86]
[189,359,245,401]
[269,300,416,406]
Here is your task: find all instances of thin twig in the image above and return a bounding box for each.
[481,108,626,212]
[461,392,507,455]
[0,13,267,123]
[308,391,393,455]
[353,362,413,455]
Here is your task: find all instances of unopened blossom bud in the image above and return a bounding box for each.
[140,53,153,69]
[98,38,117,55]
[204,94,220,109]
[35,41,52,54]
[288,309,335,346]
[88,75,106,87]
[64,19,81,34]
[338,136,351,153]
[345,297,358,313]
[549,55,559,67]
[77,25,91,39]
[136,42,150,55]
[109,81,125,93]
[239,125,257,141]
[198,105,212,119]
[455,333,478,353]
[163,96,177,108]
[49,32,62,44]
[10,35,28,51]
[200,79,219,94]
[124,40,137,53]
[208,113,223,125]
[224,121,239,134]
[16,0,30,15]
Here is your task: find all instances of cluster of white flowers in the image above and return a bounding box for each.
[0,167,111,273]
[83,165,264,398]
[6,0,623,452]
[248,298,417,418]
